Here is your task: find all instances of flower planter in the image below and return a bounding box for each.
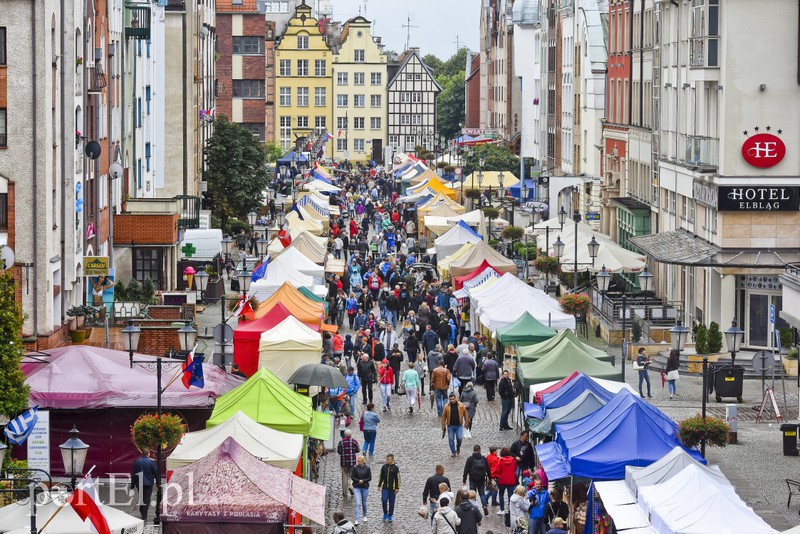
[687,353,718,373]
[203,278,225,301]
[782,356,798,377]
[70,329,86,343]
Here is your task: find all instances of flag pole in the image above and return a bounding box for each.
[162,344,199,390]
[39,466,96,533]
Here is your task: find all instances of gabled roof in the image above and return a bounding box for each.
[387,49,443,93]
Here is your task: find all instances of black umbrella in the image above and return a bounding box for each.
[288,363,348,389]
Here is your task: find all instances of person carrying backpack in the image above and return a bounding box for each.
[331,512,356,534]
[462,445,491,516]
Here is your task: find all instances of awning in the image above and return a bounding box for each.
[630,229,800,268]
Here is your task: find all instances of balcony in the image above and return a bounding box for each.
[75,150,84,174]
[684,135,718,171]
[689,36,719,68]
[511,0,540,25]
[87,65,108,93]
[125,3,151,40]
[175,195,201,230]
[162,0,186,11]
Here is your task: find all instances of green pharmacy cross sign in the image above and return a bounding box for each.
[181,243,197,258]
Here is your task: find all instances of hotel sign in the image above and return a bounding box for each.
[717,186,800,211]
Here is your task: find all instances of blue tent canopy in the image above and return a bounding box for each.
[455,220,483,240]
[524,373,615,419]
[277,151,308,166]
[509,179,536,200]
[536,389,705,481]
[413,194,434,206]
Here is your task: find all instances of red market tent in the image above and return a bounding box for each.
[233,303,320,377]
[533,371,579,404]
[453,259,503,290]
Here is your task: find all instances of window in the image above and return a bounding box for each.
[297,35,308,50]
[134,248,164,288]
[412,114,422,125]
[297,116,309,128]
[354,139,365,151]
[337,138,347,151]
[354,72,365,85]
[370,117,381,130]
[337,116,348,129]
[353,117,365,130]
[388,135,399,148]
[0,27,6,65]
[279,87,291,106]
[296,59,308,76]
[232,36,263,55]
[412,92,422,103]
[279,116,292,149]
[145,143,151,172]
[145,86,151,114]
[400,92,411,103]
[137,98,142,127]
[264,0,289,12]
[354,95,365,107]
[241,122,265,141]
[400,114,410,125]
[314,116,326,134]
[337,72,348,85]
[370,94,381,107]
[0,108,8,147]
[0,193,7,229]
[232,0,243,4]
[371,72,381,85]
[233,80,264,98]
[314,87,326,107]
[354,49,365,62]
[279,59,291,76]
[297,87,309,106]
[337,94,348,107]
[314,59,326,76]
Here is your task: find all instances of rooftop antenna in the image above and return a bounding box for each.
[363,0,368,18]
[453,34,463,51]
[402,16,418,51]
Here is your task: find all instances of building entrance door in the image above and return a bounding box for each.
[746,293,786,349]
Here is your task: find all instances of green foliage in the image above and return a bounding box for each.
[436,72,466,140]
[131,412,186,451]
[140,277,157,305]
[788,347,799,360]
[513,241,538,256]
[422,54,444,74]
[559,293,592,317]
[464,188,482,200]
[502,226,524,240]
[678,414,730,448]
[631,318,643,343]
[226,218,250,237]
[444,165,455,174]
[264,141,283,163]
[534,255,561,275]
[465,144,520,175]
[114,277,158,305]
[0,273,30,419]
[482,207,500,220]
[779,327,794,349]
[694,323,709,355]
[707,321,723,354]
[205,116,269,228]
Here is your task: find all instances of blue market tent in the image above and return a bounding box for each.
[536,389,704,481]
[509,179,536,200]
[524,373,616,419]
[277,151,308,165]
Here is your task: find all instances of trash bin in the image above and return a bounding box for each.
[711,363,744,403]
[781,423,799,456]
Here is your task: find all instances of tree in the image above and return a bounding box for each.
[422,54,444,74]
[437,72,466,140]
[0,272,30,421]
[464,143,520,175]
[695,323,709,355]
[264,142,283,163]
[205,116,269,230]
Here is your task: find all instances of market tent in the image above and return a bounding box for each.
[297,192,333,216]
[453,170,519,190]
[517,332,614,364]
[0,498,143,534]
[637,463,738,516]
[409,168,448,186]
[517,346,620,390]
[536,390,703,481]
[249,261,323,303]
[529,389,607,434]
[274,246,325,282]
[423,216,456,236]
[435,220,484,259]
[286,205,324,236]
[167,411,303,471]
[496,312,557,346]
[253,282,325,322]
[426,201,466,219]
[453,262,502,299]
[162,437,325,532]
[449,241,518,278]
[527,374,636,413]
[286,231,328,264]
[624,446,728,497]
[304,178,341,193]
[436,242,476,279]
[530,372,579,406]
[525,372,614,417]
[508,178,536,200]
[325,258,346,275]
[207,368,331,440]
[454,259,502,290]
[233,303,320,377]
[276,151,307,165]
[258,316,323,382]
[447,209,507,229]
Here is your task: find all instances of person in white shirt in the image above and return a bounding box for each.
[380,324,398,351]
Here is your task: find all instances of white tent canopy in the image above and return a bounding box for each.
[249,261,327,302]
[303,179,341,193]
[0,497,143,534]
[637,464,739,517]
[258,315,323,381]
[167,410,303,471]
[286,205,325,236]
[435,221,484,259]
[274,246,326,282]
[625,446,728,497]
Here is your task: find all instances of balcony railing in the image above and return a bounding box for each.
[684,135,718,170]
[511,1,540,25]
[175,195,201,230]
[161,0,186,11]
[87,65,108,93]
[589,287,683,331]
[125,3,151,40]
[689,36,719,68]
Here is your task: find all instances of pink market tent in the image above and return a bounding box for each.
[162,436,325,534]
[18,346,243,478]
[453,259,502,290]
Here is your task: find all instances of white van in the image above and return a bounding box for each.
[179,228,223,261]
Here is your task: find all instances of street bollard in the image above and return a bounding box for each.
[726,404,738,444]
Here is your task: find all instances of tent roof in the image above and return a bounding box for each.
[0,495,143,533]
[286,207,324,236]
[426,202,465,219]
[259,315,322,348]
[435,221,484,258]
[167,411,303,471]
[532,372,579,405]
[162,437,325,525]
[207,368,331,440]
[449,241,518,277]
[418,192,466,213]
[453,259,502,290]
[410,168,448,186]
[456,170,519,190]
[253,282,324,322]
[286,231,328,264]
[22,346,240,409]
[530,389,607,434]
[638,463,737,517]
[518,329,609,360]
[276,150,308,164]
[624,446,728,497]
[496,311,558,345]
[524,373,617,419]
[274,246,326,279]
[517,345,620,387]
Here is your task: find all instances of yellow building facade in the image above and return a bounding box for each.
[331,16,387,163]
[273,2,333,150]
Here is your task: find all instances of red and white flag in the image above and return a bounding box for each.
[66,476,111,534]
[232,295,253,318]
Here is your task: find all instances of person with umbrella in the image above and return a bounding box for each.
[401,361,422,414]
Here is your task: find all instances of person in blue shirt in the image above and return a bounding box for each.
[345,367,361,411]
[130,449,159,521]
[526,476,551,534]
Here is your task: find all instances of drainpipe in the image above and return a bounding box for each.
[182,13,188,197]
[30,0,40,336]
[60,0,67,322]
[627,0,633,126]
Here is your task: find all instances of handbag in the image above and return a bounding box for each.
[397,383,406,395]
[463,428,472,439]
[667,369,680,381]
[358,414,364,432]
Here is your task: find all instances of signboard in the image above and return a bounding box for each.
[741,133,786,168]
[520,201,548,214]
[454,167,462,176]
[693,180,718,209]
[717,186,800,211]
[585,212,601,221]
[461,128,497,136]
[27,410,50,476]
[770,304,775,325]
[84,256,110,276]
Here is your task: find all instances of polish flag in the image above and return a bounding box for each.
[66,476,111,534]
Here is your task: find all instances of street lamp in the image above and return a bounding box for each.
[194,269,209,302]
[597,264,611,294]
[257,236,268,258]
[670,320,690,352]
[557,205,567,230]
[724,320,745,366]
[237,269,253,298]
[247,210,258,229]
[552,235,565,258]
[59,425,89,488]
[476,171,484,208]
[639,265,653,294]
[177,321,199,353]
[221,235,233,278]
[122,319,142,364]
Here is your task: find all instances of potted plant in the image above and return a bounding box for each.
[678,414,732,448]
[131,412,187,454]
[688,322,718,372]
[559,293,591,318]
[535,255,561,290]
[66,305,98,341]
[783,347,799,377]
[501,225,524,241]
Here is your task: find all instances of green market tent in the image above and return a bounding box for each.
[299,286,329,314]
[207,368,330,440]
[496,312,557,346]
[517,341,620,388]
[517,329,614,364]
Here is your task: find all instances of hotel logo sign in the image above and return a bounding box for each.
[741,132,786,168]
[718,186,800,211]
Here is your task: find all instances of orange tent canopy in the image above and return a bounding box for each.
[252,282,325,324]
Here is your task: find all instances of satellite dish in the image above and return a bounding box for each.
[85,141,102,160]
[109,162,124,179]
[0,245,14,270]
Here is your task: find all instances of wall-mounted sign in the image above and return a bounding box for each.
[741,133,786,168]
[718,186,800,211]
[520,201,548,214]
[585,212,601,221]
[693,180,718,209]
[84,256,110,276]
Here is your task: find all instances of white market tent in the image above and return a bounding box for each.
[258,315,323,382]
[637,464,738,517]
[286,205,325,236]
[451,171,519,190]
[249,262,327,302]
[437,242,477,279]
[435,221,484,259]
[287,231,329,264]
[275,246,326,282]
[167,410,303,471]
[0,498,143,534]
[304,179,341,193]
[625,446,729,497]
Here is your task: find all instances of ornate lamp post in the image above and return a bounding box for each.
[194,269,209,302]
[59,426,89,489]
[724,320,745,366]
